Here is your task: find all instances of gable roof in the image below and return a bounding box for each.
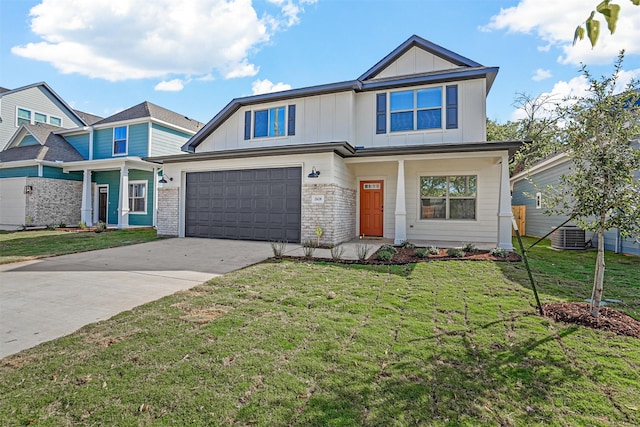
[93,101,204,132]
[183,35,498,152]
[358,34,482,81]
[0,82,89,126]
[0,123,84,163]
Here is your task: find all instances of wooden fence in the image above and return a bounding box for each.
[512,205,526,236]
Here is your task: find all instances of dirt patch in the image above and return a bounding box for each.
[543,302,640,338]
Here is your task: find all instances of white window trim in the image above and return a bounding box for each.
[418,174,478,221]
[388,86,444,133]
[535,192,543,209]
[128,180,147,215]
[113,125,129,156]
[15,106,63,127]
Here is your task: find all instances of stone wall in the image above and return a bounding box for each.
[157,187,179,236]
[302,183,356,246]
[25,178,82,226]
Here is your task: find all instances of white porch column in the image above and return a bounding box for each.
[81,169,93,226]
[118,165,130,229]
[394,159,407,244]
[152,166,158,227]
[497,154,514,250]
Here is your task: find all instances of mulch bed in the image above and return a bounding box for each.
[386,247,522,263]
[543,302,640,338]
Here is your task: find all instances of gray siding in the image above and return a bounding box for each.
[0,85,84,147]
[512,157,639,256]
[150,123,190,157]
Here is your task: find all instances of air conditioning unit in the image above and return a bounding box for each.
[551,226,586,250]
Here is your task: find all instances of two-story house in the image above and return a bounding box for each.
[153,35,521,249]
[0,84,203,229]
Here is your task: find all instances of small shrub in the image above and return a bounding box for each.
[378,244,398,254]
[270,240,287,257]
[46,224,56,230]
[95,221,107,233]
[302,239,316,257]
[376,249,395,261]
[426,245,440,255]
[78,220,87,230]
[400,240,416,249]
[58,222,66,228]
[462,242,478,253]
[355,243,372,261]
[446,247,466,258]
[490,247,510,258]
[414,247,428,258]
[330,244,345,261]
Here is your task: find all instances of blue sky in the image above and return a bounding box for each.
[2,0,639,125]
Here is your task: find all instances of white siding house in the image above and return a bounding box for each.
[154,35,521,248]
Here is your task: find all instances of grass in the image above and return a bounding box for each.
[0,238,638,426]
[0,228,160,264]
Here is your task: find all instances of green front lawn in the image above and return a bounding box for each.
[1,241,638,426]
[0,228,160,264]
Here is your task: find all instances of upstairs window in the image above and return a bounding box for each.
[128,181,147,213]
[113,126,128,155]
[34,112,47,124]
[254,106,285,137]
[420,175,477,220]
[49,116,62,126]
[390,88,442,131]
[17,108,31,126]
[245,105,296,140]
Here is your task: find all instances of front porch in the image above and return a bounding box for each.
[63,157,160,229]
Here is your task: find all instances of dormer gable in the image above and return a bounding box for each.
[359,35,482,81]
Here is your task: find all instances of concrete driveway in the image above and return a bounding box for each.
[0,238,277,359]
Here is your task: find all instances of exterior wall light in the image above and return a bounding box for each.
[308,167,320,178]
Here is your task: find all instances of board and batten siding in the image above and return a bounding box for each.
[195,92,356,153]
[0,85,84,146]
[372,46,461,79]
[355,79,486,148]
[150,123,192,157]
[65,133,90,159]
[93,124,148,159]
[404,157,499,243]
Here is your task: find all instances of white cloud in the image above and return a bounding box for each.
[154,79,185,92]
[11,0,314,82]
[252,78,292,95]
[532,68,552,81]
[482,0,640,65]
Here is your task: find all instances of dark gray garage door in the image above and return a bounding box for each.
[185,167,301,242]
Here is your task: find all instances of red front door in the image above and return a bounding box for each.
[360,180,383,237]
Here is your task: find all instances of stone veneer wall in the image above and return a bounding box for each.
[302,183,356,246]
[25,178,82,226]
[157,187,179,236]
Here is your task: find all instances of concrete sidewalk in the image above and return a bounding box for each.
[0,238,278,359]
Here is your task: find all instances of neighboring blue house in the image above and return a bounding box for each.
[0,83,203,229]
[510,144,640,256]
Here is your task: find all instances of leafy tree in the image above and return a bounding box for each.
[540,53,640,317]
[574,0,639,47]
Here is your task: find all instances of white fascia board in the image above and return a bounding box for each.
[343,150,507,164]
[149,118,198,135]
[510,152,570,183]
[62,156,156,172]
[0,159,63,169]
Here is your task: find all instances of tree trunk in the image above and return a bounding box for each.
[590,226,606,317]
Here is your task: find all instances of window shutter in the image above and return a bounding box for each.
[244,111,251,140]
[376,93,387,134]
[288,105,296,136]
[446,85,458,129]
